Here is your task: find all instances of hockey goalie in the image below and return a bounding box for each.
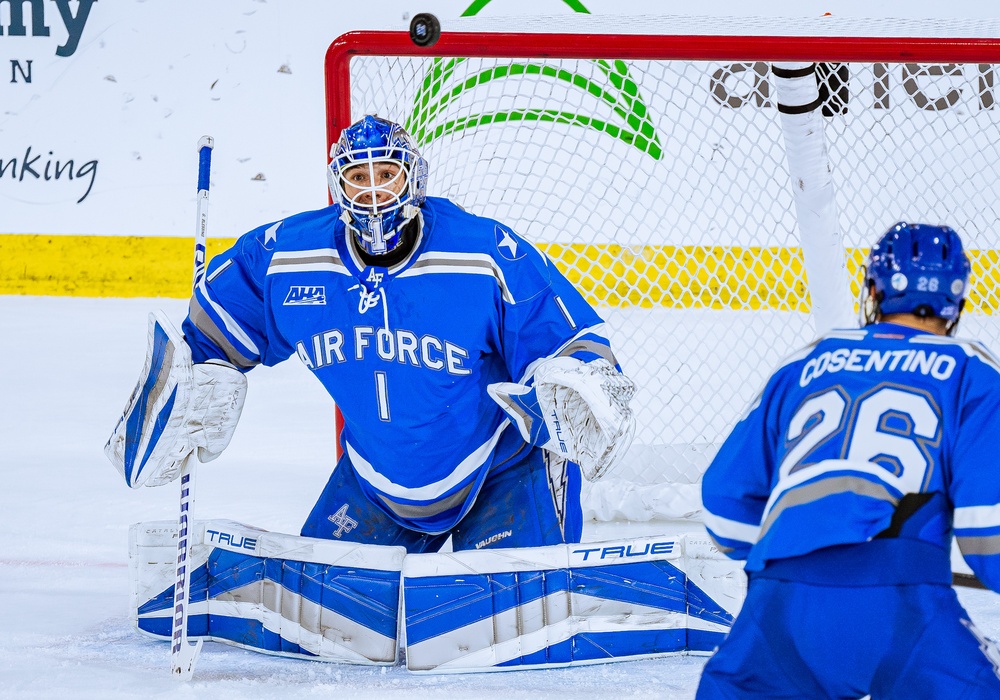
[108,115,741,672]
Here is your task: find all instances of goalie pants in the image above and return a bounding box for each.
[301,447,582,553]
[697,560,1000,699]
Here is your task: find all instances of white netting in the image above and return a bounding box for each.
[334,32,1000,520]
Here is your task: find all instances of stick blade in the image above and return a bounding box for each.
[171,638,204,681]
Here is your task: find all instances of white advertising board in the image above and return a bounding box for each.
[0,0,993,238]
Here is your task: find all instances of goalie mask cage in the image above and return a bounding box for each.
[325,20,1000,523]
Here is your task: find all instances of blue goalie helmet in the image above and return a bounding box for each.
[859,221,970,335]
[328,115,428,256]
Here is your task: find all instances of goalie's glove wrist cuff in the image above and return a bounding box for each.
[189,360,247,463]
[486,382,566,455]
[488,356,636,482]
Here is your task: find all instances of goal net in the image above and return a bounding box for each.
[325,16,1000,522]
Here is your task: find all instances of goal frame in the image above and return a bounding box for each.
[323,29,1000,515]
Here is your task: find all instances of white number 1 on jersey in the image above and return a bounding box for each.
[375,371,390,422]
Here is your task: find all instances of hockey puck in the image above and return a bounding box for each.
[409,13,441,48]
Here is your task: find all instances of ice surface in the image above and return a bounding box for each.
[1,296,998,699]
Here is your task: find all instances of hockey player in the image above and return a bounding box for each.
[107,114,635,553]
[697,222,1000,698]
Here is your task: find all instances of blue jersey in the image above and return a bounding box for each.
[702,322,1000,589]
[181,197,616,535]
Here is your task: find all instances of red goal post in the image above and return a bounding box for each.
[324,26,1000,522]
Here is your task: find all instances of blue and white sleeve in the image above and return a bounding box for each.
[182,225,282,369]
[496,236,617,383]
[949,351,1000,593]
[701,387,777,560]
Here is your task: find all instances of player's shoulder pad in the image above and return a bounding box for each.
[262,204,342,253]
[736,335,826,421]
[423,197,552,304]
[779,327,873,383]
[773,334,828,379]
[914,332,1000,378]
[229,205,342,278]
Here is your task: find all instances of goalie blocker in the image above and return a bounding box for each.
[105,311,247,489]
[131,520,744,671]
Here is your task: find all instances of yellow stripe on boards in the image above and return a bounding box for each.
[540,243,811,311]
[1,233,997,314]
[0,234,236,298]
[963,248,1000,317]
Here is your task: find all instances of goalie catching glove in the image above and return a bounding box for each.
[105,311,247,488]
[487,357,636,481]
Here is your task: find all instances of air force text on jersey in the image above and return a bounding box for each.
[295,325,471,376]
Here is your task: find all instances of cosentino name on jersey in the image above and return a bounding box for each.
[800,347,956,387]
[295,325,471,375]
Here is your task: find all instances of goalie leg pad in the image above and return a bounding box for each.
[130,520,405,664]
[401,534,745,672]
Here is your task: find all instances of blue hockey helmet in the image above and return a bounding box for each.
[328,115,428,256]
[859,222,970,335]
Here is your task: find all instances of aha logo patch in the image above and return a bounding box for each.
[283,285,327,306]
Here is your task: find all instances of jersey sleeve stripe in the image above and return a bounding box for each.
[556,338,618,366]
[515,324,611,384]
[957,535,1000,557]
[759,474,899,540]
[703,511,760,545]
[954,504,1000,529]
[207,258,233,283]
[197,280,261,356]
[189,289,260,369]
[553,295,577,330]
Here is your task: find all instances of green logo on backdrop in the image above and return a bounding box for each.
[405,0,663,161]
[460,0,592,15]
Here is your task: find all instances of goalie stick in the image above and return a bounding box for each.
[171,135,213,680]
[954,572,988,590]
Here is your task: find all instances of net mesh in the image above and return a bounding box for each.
[338,44,1000,519]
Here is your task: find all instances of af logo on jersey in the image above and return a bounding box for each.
[283,285,327,305]
[327,504,359,538]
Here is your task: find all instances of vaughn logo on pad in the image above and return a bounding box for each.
[283,285,326,306]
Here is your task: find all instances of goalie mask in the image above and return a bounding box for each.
[859,221,970,336]
[329,115,428,256]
